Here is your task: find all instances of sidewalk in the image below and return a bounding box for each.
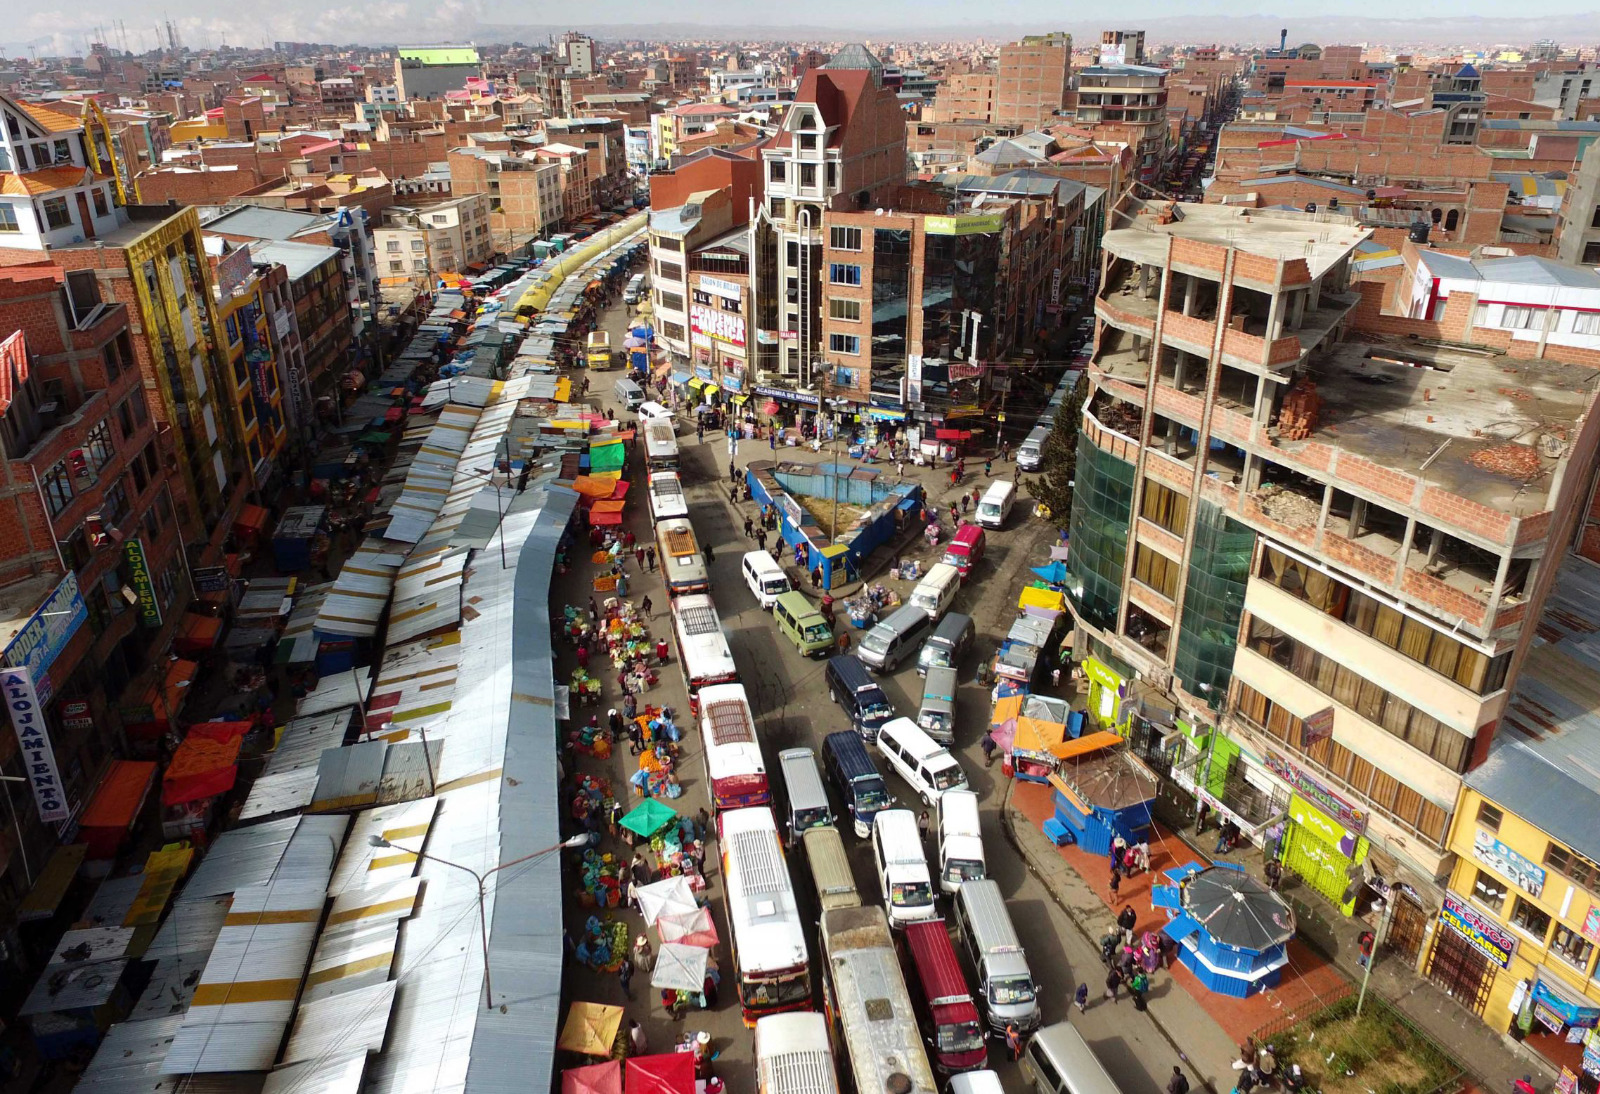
[1003,777,1557,1094]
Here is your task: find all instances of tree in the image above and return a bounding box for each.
[1026,374,1087,530]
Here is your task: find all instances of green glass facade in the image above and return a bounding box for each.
[1067,435,1135,631]
[1173,499,1255,709]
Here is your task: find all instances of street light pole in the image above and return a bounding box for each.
[369,831,595,1010]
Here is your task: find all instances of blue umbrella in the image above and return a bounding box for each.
[1031,561,1069,583]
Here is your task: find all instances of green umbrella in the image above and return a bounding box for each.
[620,799,677,838]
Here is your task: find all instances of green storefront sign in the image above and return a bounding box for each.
[123,538,162,628]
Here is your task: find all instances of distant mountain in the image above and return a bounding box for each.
[472,13,1600,48]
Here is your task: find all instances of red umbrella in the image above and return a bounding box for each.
[563,1061,622,1094]
[625,1053,695,1094]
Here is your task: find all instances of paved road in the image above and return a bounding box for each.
[563,296,1211,1094]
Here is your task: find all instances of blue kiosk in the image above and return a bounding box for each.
[1152,861,1296,998]
[1040,735,1159,855]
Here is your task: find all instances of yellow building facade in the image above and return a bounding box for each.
[214,270,289,491]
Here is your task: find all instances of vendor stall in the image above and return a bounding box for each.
[558,1001,625,1058]
[77,761,157,859]
[1153,862,1295,998]
[118,659,198,743]
[272,506,328,572]
[1041,734,1158,854]
[161,721,251,844]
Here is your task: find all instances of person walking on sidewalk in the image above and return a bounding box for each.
[641,594,654,619]
[646,546,656,571]
[1109,865,1122,900]
[1104,966,1122,1004]
[618,954,634,999]
[743,516,754,539]
[1117,904,1138,945]
[1167,1067,1191,1094]
[635,545,646,569]
[981,731,998,767]
[1074,982,1089,1013]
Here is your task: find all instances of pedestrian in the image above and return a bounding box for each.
[918,809,931,841]
[1167,1068,1191,1094]
[1109,866,1121,899]
[635,545,646,569]
[836,631,851,654]
[949,467,959,487]
[960,494,970,514]
[1136,840,1151,873]
[769,430,777,452]
[616,571,629,597]
[588,597,600,624]
[631,852,653,889]
[1357,929,1375,968]
[608,797,624,836]
[1075,982,1089,1012]
[697,421,705,442]
[1196,800,1211,834]
[755,528,767,551]
[633,934,655,972]
[743,516,754,539]
[811,566,823,589]
[628,1018,648,1055]
[1104,966,1122,1004]
[618,954,634,998]
[1111,833,1127,864]
[1118,904,1138,944]
[641,594,653,619]
[985,459,993,477]
[703,542,715,565]
[981,731,998,768]
[1005,1023,1024,1062]
[1265,859,1283,891]
[646,546,657,571]
[896,459,905,478]
[1013,464,1021,483]
[1130,969,1149,1011]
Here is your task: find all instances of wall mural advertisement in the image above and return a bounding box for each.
[1473,829,1547,899]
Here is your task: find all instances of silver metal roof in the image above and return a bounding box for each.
[78,875,144,929]
[181,814,349,900]
[260,1050,367,1094]
[282,980,397,1065]
[240,708,357,821]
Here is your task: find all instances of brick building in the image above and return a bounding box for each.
[994,33,1072,129]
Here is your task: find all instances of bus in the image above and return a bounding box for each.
[643,418,680,471]
[648,470,689,521]
[655,517,709,597]
[819,905,938,1094]
[719,806,812,1026]
[755,1013,839,1094]
[669,594,737,715]
[698,683,770,813]
[586,330,616,369]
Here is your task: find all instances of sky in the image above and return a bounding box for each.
[7,0,1599,55]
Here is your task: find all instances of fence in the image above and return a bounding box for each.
[1250,990,1467,1094]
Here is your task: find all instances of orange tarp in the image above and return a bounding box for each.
[1054,729,1123,760]
[235,503,271,533]
[1012,716,1067,757]
[573,475,621,498]
[162,722,250,806]
[990,694,1024,727]
[80,761,157,830]
[592,500,626,515]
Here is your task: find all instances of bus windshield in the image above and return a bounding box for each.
[891,880,933,907]
[937,1020,985,1054]
[741,972,811,1008]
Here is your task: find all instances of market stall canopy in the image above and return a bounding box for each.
[162,722,251,806]
[620,799,676,839]
[1018,585,1066,612]
[657,907,718,948]
[1031,561,1068,584]
[632,875,697,927]
[624,1052,696,1094]
[563,1060,623,1094]
[78,760,158,858]
[650,941,709,992]
[1182,866,1295,953]
[557,1001,624,1056]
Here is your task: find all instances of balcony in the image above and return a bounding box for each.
[1096,293,1156,337]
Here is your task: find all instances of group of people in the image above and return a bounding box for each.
[1107,833,1153,899]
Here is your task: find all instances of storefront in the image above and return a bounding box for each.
[1429,890,1515,1017]
[1276,774,1370,914]
[752,385,820,428]
[1081,655,1128,733]
[1514,972,1600,1082]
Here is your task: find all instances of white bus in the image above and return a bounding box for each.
[643,417,680,471]
[648,470,690,522]
[655,517,709,597]
[669,593,737,715]
[698,683,770,813]
[819,905,938,1094]
[756,1013,839,1094]
[719,806,812,1026]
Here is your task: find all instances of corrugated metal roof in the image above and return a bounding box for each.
[327,799,437,898]
[315,541,403,638]
[130,947,211,1020]
[20,956,133,1014]
[79,1016,263,1094]
[281,980,396,1064]
[302,921,399,1003]
[145,896,229,962]
[278,582,334,664]
[78,875,145,930]
[364,633,462,735]
[260,1051,367,1094]
[182,814,349,900]
[49,925,135,964]
[297,669,373,719]
[386,546,470,644]
[240,708,357,821]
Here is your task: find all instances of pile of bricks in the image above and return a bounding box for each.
[1276,378,1323,440]
[1467,442,1542,480]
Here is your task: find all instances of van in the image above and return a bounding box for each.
[613,376,645,411]
[774,591,833,658]
[1016,425,1051,472]
[637,401,675,429]
[823,730,893,837]
[949,1073,1005,1094]
[901,919,987,1074]
[909,563,960,622]
[941,523,986,582]
[777,747,832,846]
[801,825,860,912]
[1021,1024,1119,1094]
[743,551,793,610]
[917,666,958,745]
[875,717,968,807]
[936,790,986,894]
[918,613,974,676]
[624,273,646,304]
[871,808,938,928]
[952,879,1040,1032]
[825,655,895,740]
[975,482,1016,530]
[858,604,935,674]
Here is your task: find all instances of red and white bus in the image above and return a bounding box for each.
[670,594,737,716]
[719,806,811,1025]
[698,683,769,812]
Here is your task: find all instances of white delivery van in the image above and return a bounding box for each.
[976,481,1016,529]
[742,551,792,609]
[1016,425,1051,472]
[936,789,986,894]
[871,808,939,928]
[875,717,968,807]
[909,562,961,622]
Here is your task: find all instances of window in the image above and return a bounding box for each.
[1501,305,1538,329]
[91,188,108,217]
[829,225,862,251]
[432,214,448,225]
[53,138,71,163]
[829,263,862,286]
[829,298,861,321]
[1141,479,1190,534]
[413,260,425,271]
[0,204,17,232]
[661,321,686,342]
[799,133,817,151]
[769,160,786,183]
[410,239,424,251]
[1574,312,1600,336]
[1551,923,1596,971]
[389,260,404,273]
[385,239,400,252]
[41,196,71,231]
[225,315,240,344]
[1477,801,1504,833]
[1543,842,1599,890]
[65,269,102,328]
[656,261,683,283]
[829,333,860,355]
[1132,544,1179,598]
[1470,868,1508,913]
[97,476,130,529]
[799,163,816,188]
[81,421,114,478]
[1509,897,1551,941]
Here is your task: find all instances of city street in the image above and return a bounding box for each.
[559,296,1228,1094]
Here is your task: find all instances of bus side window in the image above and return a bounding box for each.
[1027,1043,1062,1094]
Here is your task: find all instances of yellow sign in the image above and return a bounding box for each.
[925,213,1005,237]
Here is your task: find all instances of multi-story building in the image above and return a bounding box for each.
[243,240,350,429]
[995,33,1072,129]
[752,45,908,399]
[0,94,247,558]
[375,194,494,285]
[0,263,187,930]
[394,47,481,102]
[1073,63,1171,182]
[1069,198,1600,958]
[1101,30,1148,66]
[1556,140,1600,266]
[540,117,630,210]
[449,148,567,250]
[210,245,291,491]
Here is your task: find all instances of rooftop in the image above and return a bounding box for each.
[1416,251,1600,290]
[1290,336,1600,515]
[0,571,69,651]
[201,205,328,240]
[1103,201,1369,280]
[246,239,342,280]
[1469,554,1600,865]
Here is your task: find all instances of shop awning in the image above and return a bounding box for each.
[703,384,719,396]
[18,843,86,922]
[731,394,748,406]
[671,371,690,385]
[79,761,158,842]
[1018,585,1066,612]
[162,722,251,806]
[234,503,271,535]
[175,612,224,657]
[935,428,973,441]
[592,500,626,518]
[1055,729,1123,760]
[686,378,705,390]
[590,509,624,526]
